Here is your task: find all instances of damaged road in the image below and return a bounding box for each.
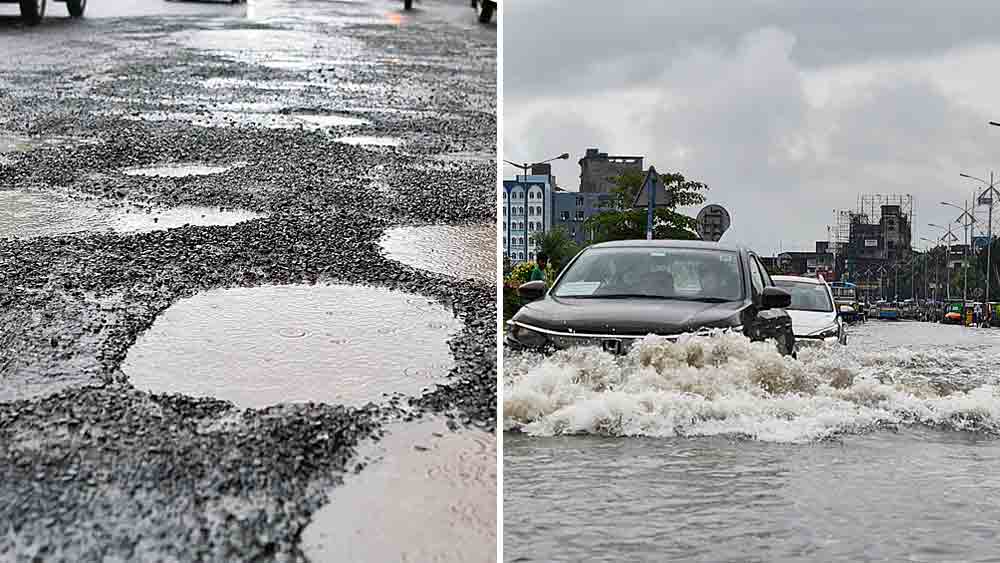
[0,0,496,560]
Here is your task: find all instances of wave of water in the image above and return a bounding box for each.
[503,330,1000,442]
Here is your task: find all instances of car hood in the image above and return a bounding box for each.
[512,296,746,336]
[787,310,838,336]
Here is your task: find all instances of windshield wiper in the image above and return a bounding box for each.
[667,297,733,303]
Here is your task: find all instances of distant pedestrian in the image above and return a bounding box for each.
[530,253,549,282]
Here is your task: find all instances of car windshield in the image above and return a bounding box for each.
[773,280,834,312]
[551,246,744,301]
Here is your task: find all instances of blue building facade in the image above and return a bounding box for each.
[502,175,552,264]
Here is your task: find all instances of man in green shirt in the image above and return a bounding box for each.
[530,253,548,282]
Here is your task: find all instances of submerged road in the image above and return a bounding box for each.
[0,0,496,560]
[503,321,1000,562]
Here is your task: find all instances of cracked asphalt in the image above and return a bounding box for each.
[0,0,496,560]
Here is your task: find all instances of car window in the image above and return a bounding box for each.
[773,280,834,312]
[551,246,744,301]
[755,256,774,287]
[748,255,764,296]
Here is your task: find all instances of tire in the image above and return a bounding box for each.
[478,1,494,22]
[20,0,45,25]
[404,0,413,10]
[67,0,85,18]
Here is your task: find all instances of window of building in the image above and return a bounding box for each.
[576,210,585,221]
[560,211,570,221]
[576,197,584,207]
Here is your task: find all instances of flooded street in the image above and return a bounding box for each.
[503,321,1000,561]
[0,0,496,560]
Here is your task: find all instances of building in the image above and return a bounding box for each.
[838,195,914,281]
[551,191,615,246]
[578,147,643,193]
[776,245,835,278]
[502,175,553,264]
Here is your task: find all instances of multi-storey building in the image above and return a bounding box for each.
[502,175,552,264]
[578,147,643,193]
[551,191,614,246]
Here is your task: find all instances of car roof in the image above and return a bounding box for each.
[772,275,826,285]
[587,239,746,253]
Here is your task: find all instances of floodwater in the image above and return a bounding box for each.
[503,321,1000,561]
[302,417,496,563]
[380,224,496,283]
[0,189,263,239]
[122,285,462,409]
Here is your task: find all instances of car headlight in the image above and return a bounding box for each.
[509,324,549,348]
[811,325,840,339]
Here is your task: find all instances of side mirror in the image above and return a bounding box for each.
[761,286,791,310]
[517,280,547,302]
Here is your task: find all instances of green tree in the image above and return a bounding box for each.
[584,170,708,243]
[529,226,580,274]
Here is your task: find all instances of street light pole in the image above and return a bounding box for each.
[961,171,1000,305]
[941,200,977,302]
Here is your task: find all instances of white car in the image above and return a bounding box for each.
[772,275,847,345]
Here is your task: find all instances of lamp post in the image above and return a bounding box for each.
[941,200,977,302]
[961,172,1000,305]
[503,153,570,263]
[920,236,942,301]
[928,222,959,300]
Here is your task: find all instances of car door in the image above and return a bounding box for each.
[748,253,793,344]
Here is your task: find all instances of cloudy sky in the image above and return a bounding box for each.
[502,0,1000,255]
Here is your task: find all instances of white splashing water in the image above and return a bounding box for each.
[503,332,1000,443]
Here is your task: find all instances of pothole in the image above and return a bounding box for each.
[122,162,245,177]
[380,224,495,283]
[301,418,496,562]
[121,285,462,409]
[0,133,101,154]
[0,190,263,239]
[334,135,402,147]
[122,110,370,130]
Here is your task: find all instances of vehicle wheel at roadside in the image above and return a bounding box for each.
[478,0,494,22]
[66,0,85,17]
[20,0,46,25]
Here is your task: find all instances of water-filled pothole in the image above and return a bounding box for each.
[0,190,263,239]
[381,224,495,283]
[122,285,462,408]
[123,110,370,130]
[334,135,402,147]
[123,162,245,177]
[0,133,101,156]
[301,418,496,562]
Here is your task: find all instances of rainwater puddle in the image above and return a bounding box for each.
[0,190,262,239]
[122,162,244,178]
[122,285,461,409]
[302,418,496,562]
[381,224,496,283]
[334,135,402,147]
[125,110,370,130]
[176,29,365,71]
[0,133,100,154]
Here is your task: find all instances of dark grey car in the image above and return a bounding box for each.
[506,240,796,356]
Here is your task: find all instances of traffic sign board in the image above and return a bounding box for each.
[632,166,671,208]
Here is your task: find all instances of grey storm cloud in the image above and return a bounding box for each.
[502,1,1000,254]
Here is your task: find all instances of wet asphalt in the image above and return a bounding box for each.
[0,0,496,560]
